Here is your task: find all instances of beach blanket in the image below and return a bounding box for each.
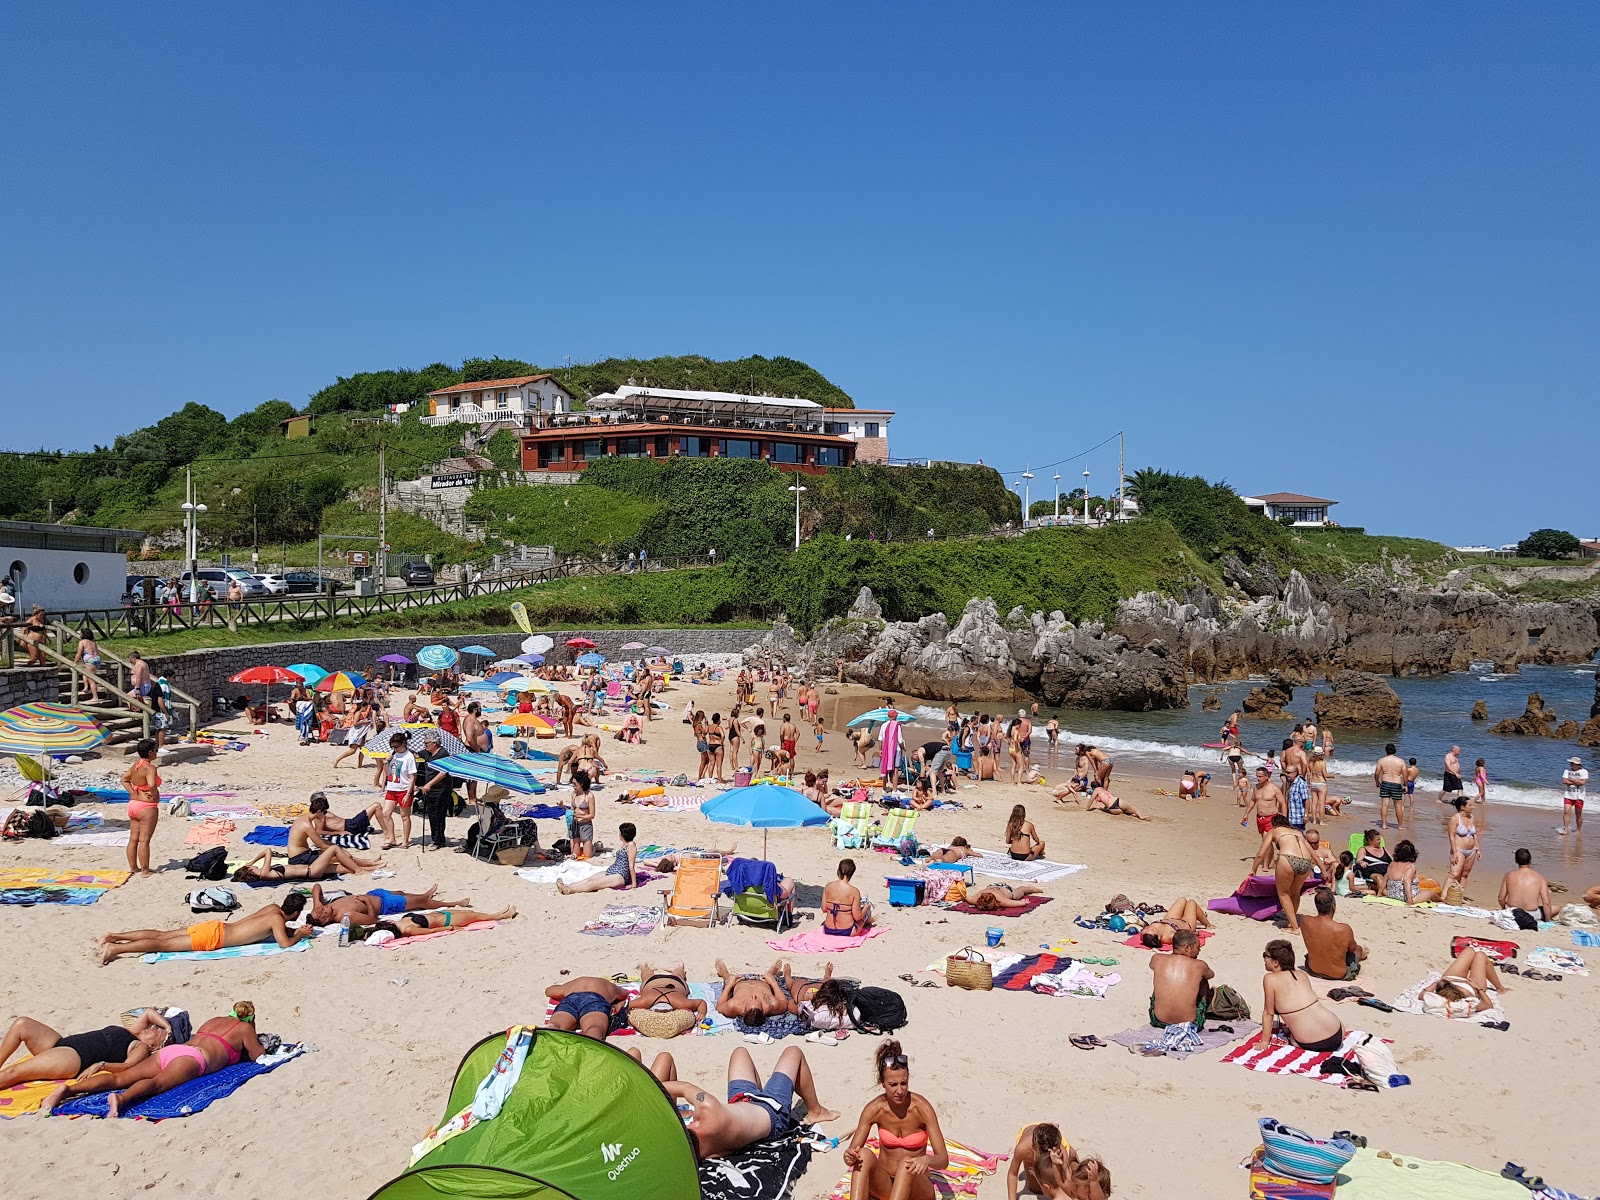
[1333,1147,1532,1198]
[1210,874,1321,921]
[826,1137,1003,1199]
[184,819,236,846]
[663,794,706,811]
[193,803,264,819]
[1248,1163,1338,1200]
[376,919,501,948]
[1123,929,1215,951]
[949,894,1054,918]
[1572,929,1600,949]
[1528,946,1588,976]
[1028,961,1120,999]
[0,867,129,906]
[500,802,565,820]
[53,1044,310,1120]
[140,940,314,964]
[699,1130,815,1200]
[764,926,889,954]
[966,850,1085,884]
[1450,936,1520,964]
[515,860,606,886]
[241,824,370,850]
[1108,1021,1259,1058]
[50,831,129,847]
[580,905,662,936]
[1218,1029,1367,1085]
[0,1071,66,1118]
[1391,971,1506,1026]
[994,952,1071,990]
[255,801,309,821]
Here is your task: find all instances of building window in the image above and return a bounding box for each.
[771,442,801,464]
[8,561,25,583]
[73,562,90,585]
[1275,506,1325,523]
[654,435,671,458]
[720,439,759,459]
[681,436,711,457]
[537,442,563,468]
[574,439,603,461]
[616,437,647,458]
[814,446,843,467]
[864,422,880,438]
[497,390,509,409]
[823,422,842,435]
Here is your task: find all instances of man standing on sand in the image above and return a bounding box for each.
[1561,756,1587,836]
[553,689,576,738]
[1281,736,1308,786]
[1248,766,1285,835]
[1301,888,1366,981]
[1375,744,1407,830]
[1016,709,1034,778]
[1284,762,1309,831]
[1498,848,1554,923]
[457,702,487,803]
[778,711,800,772]
[1141,930,1214,1055]
[1441,745,1464,805]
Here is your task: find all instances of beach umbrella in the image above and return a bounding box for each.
[229,664,304,708]
[523,634,554,654]
[459,680,503,695]
[488,660,524,672]
[515,653,545,666]
[620,641,647,651]
[15,753,52,782]
[576,652,606,668]
[315,671,368,693]
[646,645,670,656]
[499,712,555,732]
[846,707,916,727]
[376,654,413,665]
[458,645,497,660]
[485,671,522,685]
[701,783,830,859]
[0,703,108,755]
[427,752,544,793]
[286,662,330,686]
[566,637,597,649]
[503,676,551,693]
[362,726,468,758]
[416,644,460,670]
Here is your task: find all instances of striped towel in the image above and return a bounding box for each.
[664,795,705,811]
[826,1137,1003,1198]
[1218,1029,1367,1084]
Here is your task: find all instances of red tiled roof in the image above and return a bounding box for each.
[1253,492,1338,506]
[429,375,556,395]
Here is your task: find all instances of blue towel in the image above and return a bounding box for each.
[721,857,782,905]
[55,1046,308,1119]
[243,825,291,847]
[1573,929,1600,949]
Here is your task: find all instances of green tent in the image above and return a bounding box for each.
[370,1028,701,1200]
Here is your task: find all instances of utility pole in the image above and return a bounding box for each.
[1053,473,1061,521]
[1021,469,1033,526]
[377,441,387,592]
[181,467,207,602]
[1118,431,1125,523]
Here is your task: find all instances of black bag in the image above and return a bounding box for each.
[186,846,229,880]
[1511,908,1539,931]
[847,986,908,1035]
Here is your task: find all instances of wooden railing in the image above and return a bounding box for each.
[0,627,167,741]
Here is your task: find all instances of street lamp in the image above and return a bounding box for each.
[1021,470,1034,526]
[1082,467,1091,524]
[787,478,807,551]
[1053,473,1062,521]
[181,467,208,603]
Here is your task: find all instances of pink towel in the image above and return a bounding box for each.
[764,926,890,953]
[376,919,500,948]
[1123,929,1215,951]
[183,819,235,846]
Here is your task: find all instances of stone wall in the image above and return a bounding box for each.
[0,667,62,711]
[140,628,759,719]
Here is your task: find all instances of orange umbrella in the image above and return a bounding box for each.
[501,712,555,730]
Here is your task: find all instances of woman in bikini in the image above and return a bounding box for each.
[844,1040,950,1200]
[927,836,978,864]
[1420,947,1509,1017]
[230,846,372,884]
[706,713,727,784]
[1446,797,1482,893]
[1306,747,1329,826]
[121,737,161,879]
[1384,839,1442,905]
[822,859,874,936]
[1139,897,1214,948]
[1251,814,1317,933]
[1005,805,1045,862]
[40,1002,264,1118]
[377,904,517,938]
[1008,1123,1112,1200]
[1086,786,1150,820]
[1256,941,1344,1053]
[630,961,708,1021]
[967,882,1045,912]
[73,629,104,703]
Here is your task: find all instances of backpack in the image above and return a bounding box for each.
[847,986,908,1035]
[1208,983,1252,1022]
[186,846,229,881]
[2,809,56,840]
[187,886,239,914]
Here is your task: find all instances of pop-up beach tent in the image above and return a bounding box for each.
[369,1028,701,1200]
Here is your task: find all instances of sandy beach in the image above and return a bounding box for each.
[2,674,1596,1199]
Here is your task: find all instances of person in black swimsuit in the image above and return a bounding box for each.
[629,962,708,1021]
[0,1008,172,1089]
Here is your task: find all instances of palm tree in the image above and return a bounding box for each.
[1122,467,1174,509]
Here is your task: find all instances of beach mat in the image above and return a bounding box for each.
[948,894,1054,918]
[826,1137,1003,1198]
[140,940,313,964]
[1122,929,1215,951]
[0,867,129,906]
[967,850,1085,885]
[1333,1147,1531,1199]
[765,926,889,954]
[376,918,500,948]
[515,861,607,886]
[50,832,129,848]
[699,1129,814,1200]
[579,905,661,936]
[242,824,370,850]
[1107,1021,1258,1058]
[0,1074,62,1119]
[54,1045,310,1120]
[1209,874,1321,921]
[1218,1029,1366,1085]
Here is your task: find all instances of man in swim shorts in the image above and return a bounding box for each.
[633,1045,838,1158]
[98,901,313,964]
[544,976,631,1040]
[1498,848,1554,924]
[1248,767,1285,834]
[304,883,469,927]
[1143,930,1213,1055]
[1300,888,1366,980]
[1374,743,1408,830]
[714,959,794,1026]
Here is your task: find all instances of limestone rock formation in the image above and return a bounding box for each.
[1201,690,1223,711]
[1555,720,1580,739]
[1243,677,1295,719]
[1579,717,1600,747]
[1592,668,1600,719]
[1313,671,1403,730]
[1488,693,1563,738]
[1470,700,1488,721]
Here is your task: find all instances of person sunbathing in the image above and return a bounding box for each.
[845,1039,949,1200]
[230,846,376,884]
[1086,786,1150,820]
[1383,839,1442,906]
[545,975,631,1040]
[632,961,708,1022]
[1007,1122,1112,1200]
[967,882,1044,912]
[632,1045,838,1159]
[1300,888,1366,981]
[715,959,793,1027]
[376,905,516,939]
[40,1002,263,1117]
[0,1009,172,1090]
[1138,897,1214,948]
[305,883,469,926]
[99,902,314,964]
[927,836,978,864]
[1256,938,1344,1052]
[1420,947,1509,1017]
[822,858,874,936]
[653,846,738,872]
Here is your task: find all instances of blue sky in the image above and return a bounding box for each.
[3,5,1595,544]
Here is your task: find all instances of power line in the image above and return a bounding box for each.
[992,430,1124,480]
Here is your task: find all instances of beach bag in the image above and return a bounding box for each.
[1556,903,1598,928]
[4,809,57,840]
[1208,984,1252,1022]
[185,846,229,881]
[1351,1033,1398,1085]
[944,947,994,992]
[167,795,192,818]
[847,986,908,1035]
[187,886,239,914]
[1257,1119,1357,1184]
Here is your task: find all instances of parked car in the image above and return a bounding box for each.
[279,571,345,595]
[253,573,289,595]
[178,568,267,598]
[401,561,435,587]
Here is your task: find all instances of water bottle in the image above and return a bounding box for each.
[339,914,351,947]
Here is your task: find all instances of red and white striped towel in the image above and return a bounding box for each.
[1218,1029,1367,1085]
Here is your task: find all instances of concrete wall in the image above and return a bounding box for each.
[5,547,129,611]
[141,628,759,719]
[0,667,64,711]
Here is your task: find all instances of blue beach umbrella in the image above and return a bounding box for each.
[576,653,607,668]
[701,783,830,859]
[459,680,503,694]
[286,663,329,686]
[485,671,521,685]
[417,644,460,671]
[515,653,545,666]
[458,645,497,660]
[427,753,543,793]
[846,707,915,727]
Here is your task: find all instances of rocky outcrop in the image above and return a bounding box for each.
[1592,668,1600,719]
[1201,690,1223,711]
[1243,677,1295,719]
[1579,717,1600,748]
[746,587,883,674]
[1470,700,1488,721]
[1556,721,1580,739]
[1488,692,1564,737]
[1313,671,1403,730]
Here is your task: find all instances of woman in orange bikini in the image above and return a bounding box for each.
[40,1001,264,1118]
[844,1040,949,1200]
[121,737,161,878]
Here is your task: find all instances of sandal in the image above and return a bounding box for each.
[1069,1036,1099,1051]
[743,1032,775,1045]
[805,1031,841,1046]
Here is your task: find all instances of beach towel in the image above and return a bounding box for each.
[50,831,129,847]
[1123,929,1216,951]
[1332,1147,1531,1198]
[1210,874,1321,921]
[1219,1029,1368,1085]
[140,939,314,964]
[184,819,236,846]
[826,1137,1003,1199]
[699,1130,815,1200]
[52,1044,310,1120]
[949,894,1054,918]
[1572,929,1600,949]
[0,867,129,906]
[255,801,309,821]
[1528,946,1588,976]
[408,1026,533,1164]
[543,984,638,1036]
[377,919,501,949]
[193,803,264,819]
[1248,1163,1338,1200]
[515,860,606,886]
[993,952,1070,991]
[664,794,706,811]
[241,824,369,850]
[500,802,565,820]
[966,850,1086,885]
[878,718,901,779]
[1028,961,1121,999]
[0,1075,65,1118]
[579,905,661,936]
[1450,936,1520,964]
[764,926,889,954]
[1108,1021,1259,1058]
[1391,971,1506,1026]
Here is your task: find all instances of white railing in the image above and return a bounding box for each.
[421,403,522,426]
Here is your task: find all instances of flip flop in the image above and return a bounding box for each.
[1086,1035,1110,1046]
[805,1031,841,1046]
[743,1032,775,1045]
[1069,1036,1098,1051]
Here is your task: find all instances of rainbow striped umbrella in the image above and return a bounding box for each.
[314,671,368,693]
[0,703,108,754]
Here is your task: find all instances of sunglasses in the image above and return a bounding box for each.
[885,1054,909,1070]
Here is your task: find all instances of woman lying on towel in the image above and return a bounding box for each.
[844,1040,950,1200]
[0,1008,172,1090]
[230,846,374,884]
[1256,939,1344,1053]
[98,901,315,964]
[370,904,517,940]
[39,1002,263,1117]
[967,882,1045,912]
[1139,897,1214,948]
[1420,947,1509,1017]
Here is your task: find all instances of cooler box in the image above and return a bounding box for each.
[885,877,926,907]
[954,749,973,772]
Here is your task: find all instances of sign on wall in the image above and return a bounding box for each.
[430,474,475,490]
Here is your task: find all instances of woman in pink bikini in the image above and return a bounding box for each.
[844,1039,949,1200]
[40,1002,264,1117]
[121,737,161,878]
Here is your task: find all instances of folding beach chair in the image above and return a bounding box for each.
[660,855,723,927]
[731,863,795,933]
[832,800,876,849]
[878,808,920,846]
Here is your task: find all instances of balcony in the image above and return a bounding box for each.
[421,403,526,427]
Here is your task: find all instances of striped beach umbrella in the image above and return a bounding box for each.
[315,671,368,693]
[426,753,543,793]
[0,703,108,755]
[485,671,522,685]
[620,641,647,651]
[417,644,460,670]
[503,676,551,693]
[458,645,497,660]
[361,726,469,758]
[499,712,555,731]
[576,653,607,668]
